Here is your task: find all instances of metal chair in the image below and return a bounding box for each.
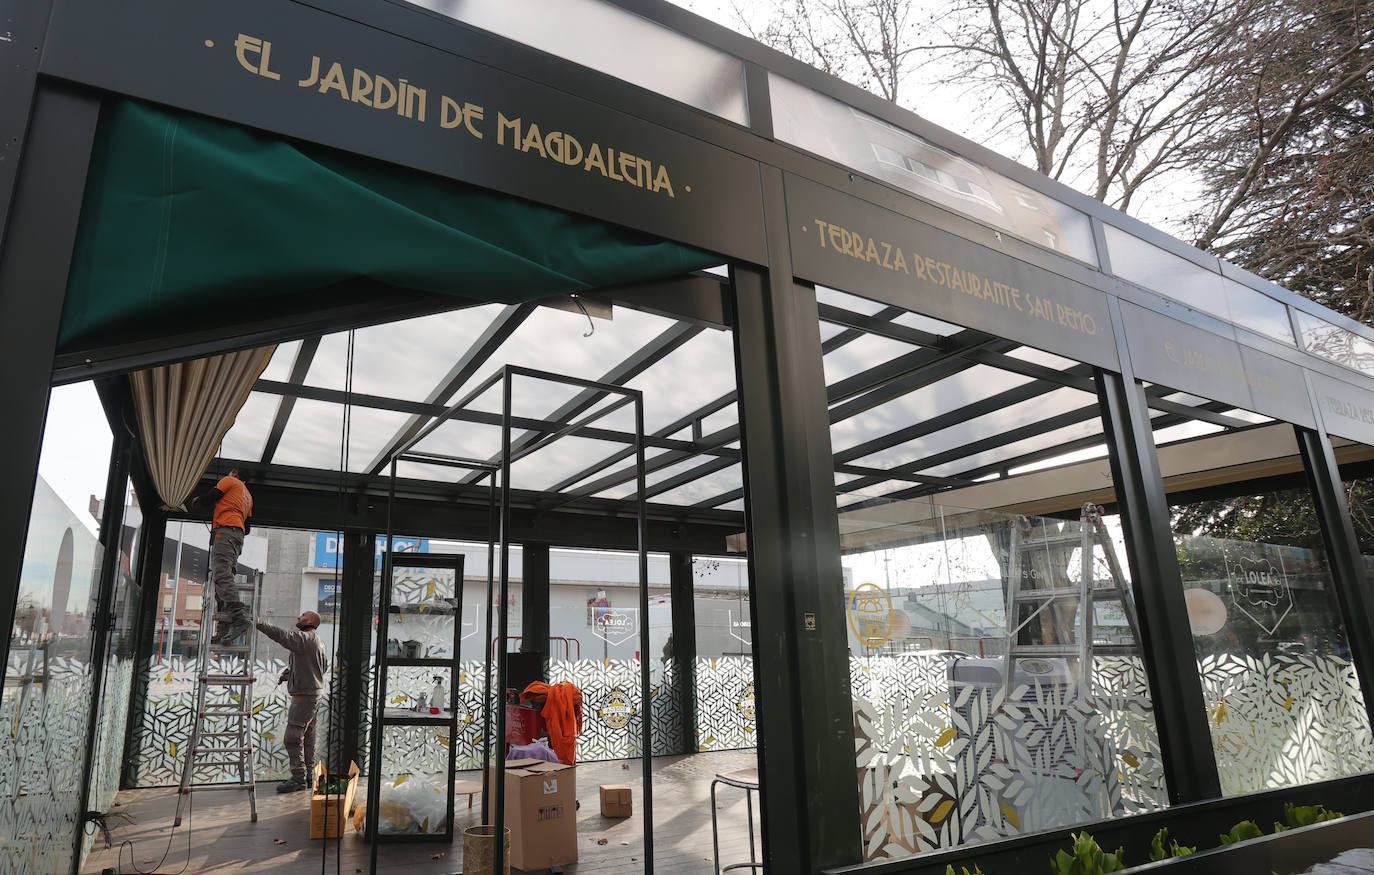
[710,767,764,874]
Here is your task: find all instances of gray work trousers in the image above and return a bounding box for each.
[285,693,320,783]
[209,526,247,621]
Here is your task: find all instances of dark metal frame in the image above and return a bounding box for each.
[3,3,1374,875]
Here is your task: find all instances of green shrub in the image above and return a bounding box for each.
[1273,803,1343,832]
[944,866,985,875]
[1219,820,1264,846]
[1148,827,1196,861]
[1051,832,1125,874]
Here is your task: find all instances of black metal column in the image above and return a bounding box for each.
[121,510,167,790]
[72,420,132,870]
[520,542,551,670]
[337,530,376,770]
[730,166,861,874]
[1296,426,1374,730]
[667,550,698,754]
[1096,365,1222,802]
[0,84,101,683]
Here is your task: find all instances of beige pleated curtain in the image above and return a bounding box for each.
[129,346,276,510]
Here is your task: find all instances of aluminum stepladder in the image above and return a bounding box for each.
[173,568,262,826]
[1003,501,1141,696]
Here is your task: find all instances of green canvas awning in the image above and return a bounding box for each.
[60,99,719,355]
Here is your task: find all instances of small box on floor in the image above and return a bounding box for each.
[599,785,632,817]
[310,760,359,840]
[489,758,578,870]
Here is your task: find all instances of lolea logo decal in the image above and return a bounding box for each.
[1224,552,1293,635]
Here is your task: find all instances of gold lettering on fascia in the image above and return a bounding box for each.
[1325,395,1374,425]
[1162,340,1279,395]
[809,218,1100,337]
[224,34,680,200]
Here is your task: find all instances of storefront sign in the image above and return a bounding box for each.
[1120,302,1316,428]
[1224,551,1293,636]
[1310,371,1374,446]
[313,532,427,569]
[786,175,1118,369]
[591,605,638,647]
[43,0,766,262]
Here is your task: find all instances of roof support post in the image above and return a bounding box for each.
[730,167,860,873]
[121,508,167,790]
[520,542,551,673]
[336,530,377,772]
[1295,426,1374,732]
[1096,359,1222,803]
[668,550,698,755]
[0,84,101,683]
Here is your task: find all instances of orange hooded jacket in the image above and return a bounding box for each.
[520,681,583,765]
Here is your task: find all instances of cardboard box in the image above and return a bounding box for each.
[599,785,632,818]
[310,761,359,840]
[489,758,577,870]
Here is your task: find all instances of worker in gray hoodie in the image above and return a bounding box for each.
[256,610,328,793]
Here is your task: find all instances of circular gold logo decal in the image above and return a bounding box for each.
[601,686,632,730]
[847,582,893,647]
[738,681,756,721]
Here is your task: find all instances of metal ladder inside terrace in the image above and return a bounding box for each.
[173,569,263,826]
[1003,502,1141,696]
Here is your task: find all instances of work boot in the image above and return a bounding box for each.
[213,616,251,646]
[276,777,308,793]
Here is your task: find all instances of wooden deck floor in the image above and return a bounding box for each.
[82,750,762,874]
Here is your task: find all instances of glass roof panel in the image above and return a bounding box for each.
[821,331,921,385]
[698,402,738,437]
[816,286,890,316]
[410,418,504,463]
[594,454,715,500]
[219,392,279,462]
[456,306,679,421]
[410,0,749,125]
[893,311,961,337]
[1002,345,1082,372]
[623,328,738,434]
[1153,420,1224,446]
[829,363,1033,455]
[653,463,742,505]
[270,399,415,470]
[510,435,629,492]
[260,340,302,383]
[771,74,1098,264]
[849,384,1098,470]
[919,417,1105,478]
[303,305,504,400]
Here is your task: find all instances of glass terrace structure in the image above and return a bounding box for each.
[3,1,1374,873]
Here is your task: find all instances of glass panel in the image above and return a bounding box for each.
[2,382,113,872]
[134,526,318,787]
[843,500,1164,856]
[818,286,1159,860]
[1103,225,1228,318]
[375,723,452,834]
[1223,278,1295,344]
[1104,227,1297,346]
[1157,398,1373,794]
[304,305,504,401]
[218,392,278,463]
[1295,310,1374,374]
[411,0,748,125]
[769,74,1098,264]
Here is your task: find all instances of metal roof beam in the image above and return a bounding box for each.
[258,336,321,465]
